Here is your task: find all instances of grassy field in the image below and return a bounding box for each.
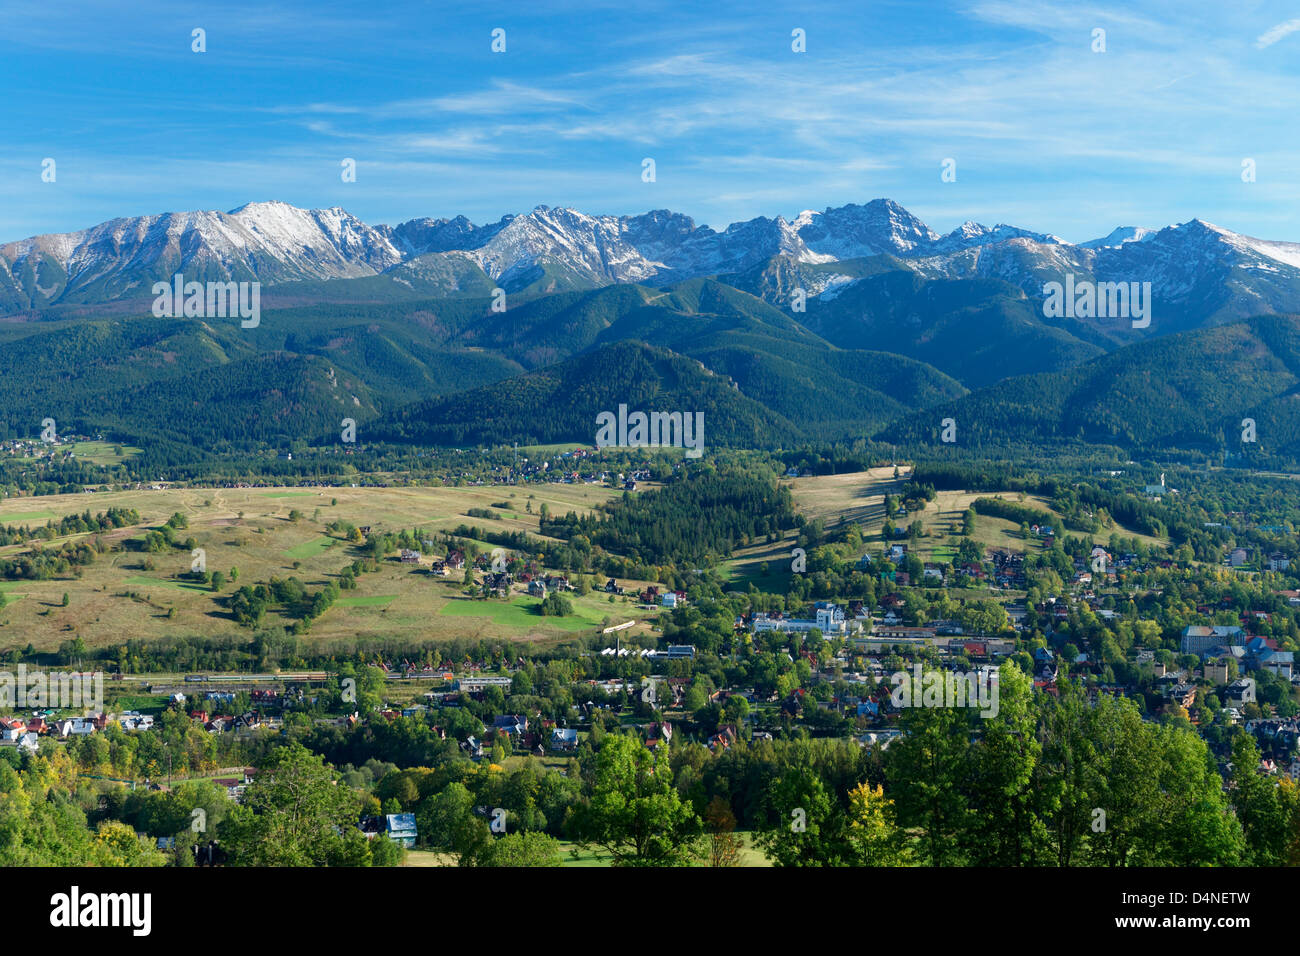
[334,594,397,608]
[124,575,212,592]
[715,467,1171,582]
[903,488,1169,557]
[440,594,620,631]
[787,465,909,526]
[719,530,803,591]
[0,482,657,651]
[283,536,336,559]
[69,441,144,465]
[7,441,142,467]
[4,510,57,523]
[112,693,171,714]
[722,467,904,586]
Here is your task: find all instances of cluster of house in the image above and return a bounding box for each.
[878,539,1176,594]
[0,683,293,754]
[638,585,687,608]
[319,525,1300,772]
[209,767,256,801]
[421,546,584,602]
[597,645,696,659]
[0,432,100,462]
[985,549,1026,588]
[181,688,285,734]
[456,713,588,758]
[1072,547,1169,587]
[1221,546,1292,571]
[737,596,1030,659]
[786,660,1002,718]
[184,709,278,734]
[1150,654,1257,713]
[427,549,466,576]
[496,449,656,487]
[555,467,651,489]
[0,715,47,752]
[527,574,573,597]
[874,543,1023,589]
[1244,715,1300,747]
[0,710,153,753]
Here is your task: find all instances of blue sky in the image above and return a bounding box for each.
[4,0,1300,243]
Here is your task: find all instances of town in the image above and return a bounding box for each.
[4,454,1297,867]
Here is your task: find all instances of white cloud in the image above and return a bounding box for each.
[1256,18,1300,48]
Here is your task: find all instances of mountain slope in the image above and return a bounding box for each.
[799,270,1106,387]
[425,277,967,437]
[0,317,382,450]
[368,340,801,448]
[0,274,965,451]
[878,313,1300,456]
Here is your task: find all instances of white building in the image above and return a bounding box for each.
[57,717,99,736]
[119,712,155,731]
[815,602,846,632]
[752,602,848,635]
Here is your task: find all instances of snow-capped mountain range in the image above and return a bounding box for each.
[5,198,1300,331]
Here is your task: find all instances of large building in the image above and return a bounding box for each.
[1181,625,1245,657]
[454,675,514,692]
[752,602,848,635]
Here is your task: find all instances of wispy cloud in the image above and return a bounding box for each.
[1256,18,1300,48]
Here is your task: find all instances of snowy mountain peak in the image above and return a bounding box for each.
[1165,218,1236,241]
[6,199,1300,320]
[0,202,403,308]
[795,199,939,259]
[229,199,297,215]
[1080,226,1157,248]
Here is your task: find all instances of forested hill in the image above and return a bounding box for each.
[877,313,1300,457]
[366,340,800,448]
